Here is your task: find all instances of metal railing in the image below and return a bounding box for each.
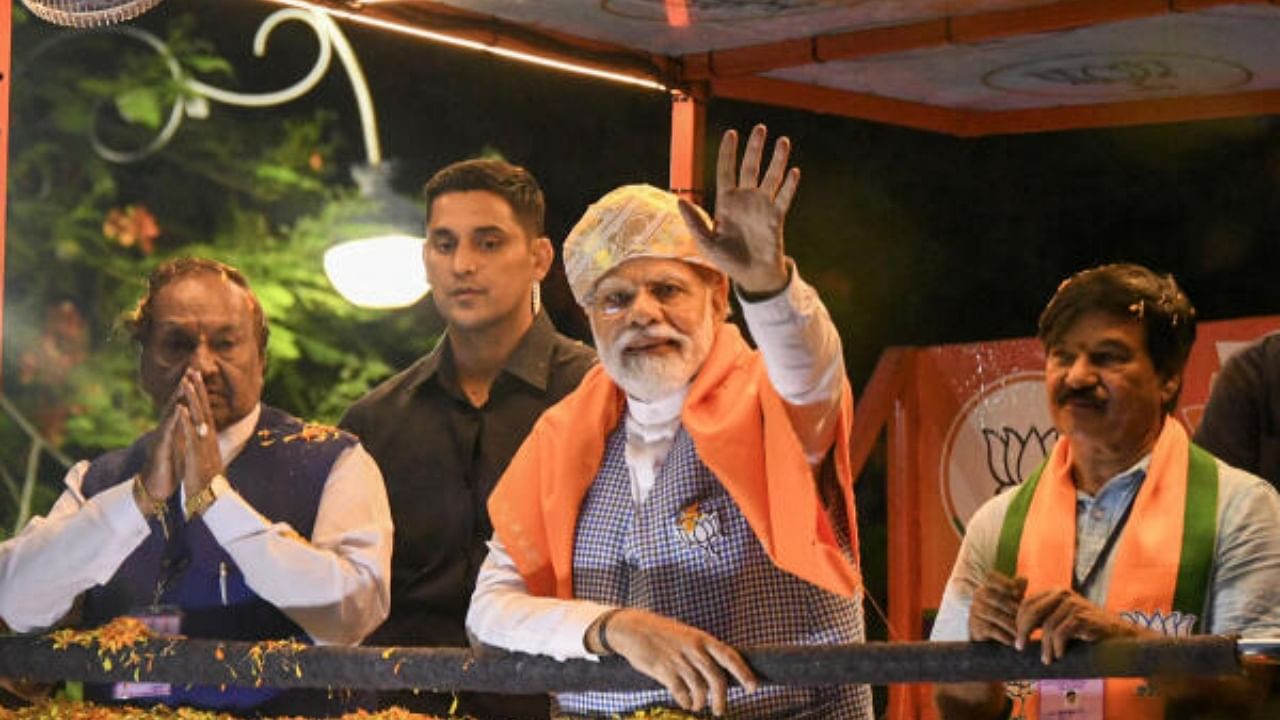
[0,634,1263,694]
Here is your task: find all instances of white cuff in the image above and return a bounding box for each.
[100,476,154,538]
[200,476,271,544]
[545,601,616,661]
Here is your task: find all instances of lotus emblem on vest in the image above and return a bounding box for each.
[982,426,1059,492]
[674,501,720,558]
[1120,609,1197,637]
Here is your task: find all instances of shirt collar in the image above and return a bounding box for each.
[1080,453,1151,501]
[408,311,562,395]
[217,402,261,465]
[627,386,688,426]
[500,311,561,391]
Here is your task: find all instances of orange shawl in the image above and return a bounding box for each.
[1017,418,1195,719]
[488,322,862,600]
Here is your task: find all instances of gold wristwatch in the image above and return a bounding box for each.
[184,475,226,519]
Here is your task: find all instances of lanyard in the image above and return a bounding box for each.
[1071,472,1144,594]
[153,495,191,606]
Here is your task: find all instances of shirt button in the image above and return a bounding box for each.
[1090,507,1105,521]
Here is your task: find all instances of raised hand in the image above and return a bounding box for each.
[968,571,1027,646]
[593,608,758,716]
[678,124,798,297]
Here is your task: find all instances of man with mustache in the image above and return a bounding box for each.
[467,125,873,719]
[932,264,1280,719]
[340,159,595,718]
[0,258,393,714]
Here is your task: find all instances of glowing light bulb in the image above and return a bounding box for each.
[324,234,429,309]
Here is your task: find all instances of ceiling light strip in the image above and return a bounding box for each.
[264,0,669,92]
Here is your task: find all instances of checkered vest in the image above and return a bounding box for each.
[557,425,873,719]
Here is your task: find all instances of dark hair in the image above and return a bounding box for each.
[423,159,545,239]
[1038,263,1196,410]
[125,257,268,356]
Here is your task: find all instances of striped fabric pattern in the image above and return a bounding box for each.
[557,426,872,719]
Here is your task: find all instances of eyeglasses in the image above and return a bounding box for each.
[589,275,703,317]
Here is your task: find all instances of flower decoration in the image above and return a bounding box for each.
[103,204,161,255]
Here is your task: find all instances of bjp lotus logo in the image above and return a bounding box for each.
[942,372,1058,537]
[1121,609,1197,638]
[673,501,720,558]
[982,426,1059,492]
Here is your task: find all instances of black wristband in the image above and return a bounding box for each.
[596,608,624,655]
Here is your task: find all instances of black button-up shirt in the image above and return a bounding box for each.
[342,313,594,717]
[341,312,595,650]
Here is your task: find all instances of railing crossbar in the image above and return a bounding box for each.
[0,636,1247,693]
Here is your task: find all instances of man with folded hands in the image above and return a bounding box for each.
[0,258,392,715]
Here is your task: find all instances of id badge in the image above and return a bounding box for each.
[1038,678,1104,720]
[112,605,182,700]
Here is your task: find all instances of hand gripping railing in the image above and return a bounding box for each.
[0,634,1273,693]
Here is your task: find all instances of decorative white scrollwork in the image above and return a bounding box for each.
[39,8,382,165]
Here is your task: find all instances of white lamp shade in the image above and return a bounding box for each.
[324,234,429,309]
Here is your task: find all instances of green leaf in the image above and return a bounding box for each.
[255,282,297,315]
[255,163,324,192]
[55,239,83,261]
[51,102,92,135]
[296,335,348,366]
[185,54,234,76]
[268,325,301,361]
[115,87,164,129]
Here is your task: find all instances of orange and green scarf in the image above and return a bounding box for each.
[995,418,1218,719]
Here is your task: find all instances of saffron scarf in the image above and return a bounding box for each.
[488,322,862,600]
[995,418,1217,719]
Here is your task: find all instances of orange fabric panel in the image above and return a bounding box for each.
[710,75,965,135]
[959,89,1280,137]
[706,38,813,78]
[708,73,1280,138]
[950,0,1167,43]
[1172,0,1272,9]
[668,90,705,204]
[815,21,950,64]
[663,0,690,28]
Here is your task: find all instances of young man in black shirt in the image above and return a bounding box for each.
[341,160,594,718]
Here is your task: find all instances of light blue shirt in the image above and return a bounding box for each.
[931,452,1280,641]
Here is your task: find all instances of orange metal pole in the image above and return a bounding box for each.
[0,1,10,391]
[887,350,924,720]
[668,88,705,205]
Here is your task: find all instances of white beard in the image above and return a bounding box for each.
[596,316,716,403]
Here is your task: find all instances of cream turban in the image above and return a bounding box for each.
[563,184,722,306]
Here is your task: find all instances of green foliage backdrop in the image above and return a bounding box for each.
[1,9,435,536]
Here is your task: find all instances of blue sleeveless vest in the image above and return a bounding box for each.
[79,405,356,712]
[557,426,873,719]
